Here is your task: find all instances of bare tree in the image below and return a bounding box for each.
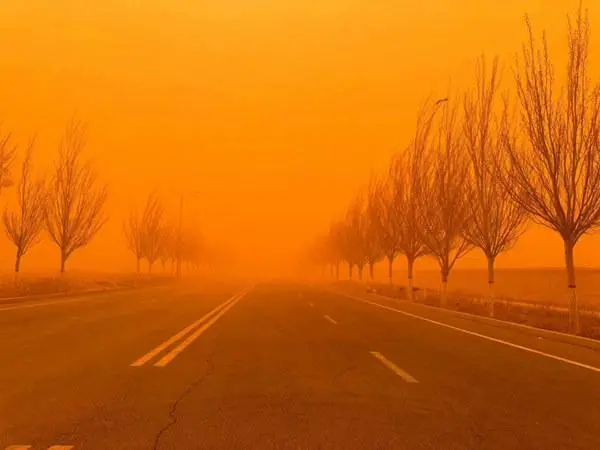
[463,56,527,316]
[0,126,16,193]
[169,228,179,273]
[46,120,108,273]
[498,7,600,333]
[159,224,174,272]
[390,153,427,299]
[336,217,355,279]
[124,208,144,273]
[310,229,339,279]
[180,227,204,272]
[140,192,165,273]
[345,196,368,280]
[327,222,345,279]
[308,234,328,277]
[364,176,390,281]
[361,184,382,281]
[417,101,473,306]
[312,233,333,278]
[390,101,443,300]
[3,142,47,273]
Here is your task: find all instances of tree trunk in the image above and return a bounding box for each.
[387,255,394,285]
[162,260,166,272]
[149,261,153,274]
[348,263,353,280]
[407,256,415,301]
[15,250,22,273]
[564,239,580,334]
[136,258,141,274]
[60,251,67,274]
[487,255,495,318]
[369,262,374,281]
[440,268,448,307]
[358,264,364,281]
[335,262,340,280]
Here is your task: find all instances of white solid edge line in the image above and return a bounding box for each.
[0,295,108,312]
[47,446,75,450]
[5,446,33,450]
[370,351,419,383]
[333,290,600,374]
[154,289,251,367]
[324,314,338,325]
[130,289,246,367]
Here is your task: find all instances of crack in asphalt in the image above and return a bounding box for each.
[152,353,216,450]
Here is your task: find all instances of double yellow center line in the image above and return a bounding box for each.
[131,287,252,368]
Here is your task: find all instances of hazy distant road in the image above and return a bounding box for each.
[1,282,599,449]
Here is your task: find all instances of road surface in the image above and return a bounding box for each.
[1,281,599,449]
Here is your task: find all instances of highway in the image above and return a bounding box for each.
[1,282,599,449]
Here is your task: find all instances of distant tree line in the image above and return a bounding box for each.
[123,192,205,274]
[309,6,597,334]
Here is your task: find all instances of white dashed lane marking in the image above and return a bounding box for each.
[323,314,338,325]
[370,351,419,383]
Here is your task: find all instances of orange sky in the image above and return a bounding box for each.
[0,1,599,276]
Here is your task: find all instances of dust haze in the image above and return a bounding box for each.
[1,0,600,281]
[3,3,600,449]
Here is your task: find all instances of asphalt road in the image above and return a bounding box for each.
[1,281,599,449]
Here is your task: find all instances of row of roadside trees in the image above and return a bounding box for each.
[310,6,599,334]
[0,120,107,274]
[0,119,207,276]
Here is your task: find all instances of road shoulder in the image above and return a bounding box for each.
[326,285,600,373]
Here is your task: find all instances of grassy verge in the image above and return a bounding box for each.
[0,274,173,302]
[336,280,600,341]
